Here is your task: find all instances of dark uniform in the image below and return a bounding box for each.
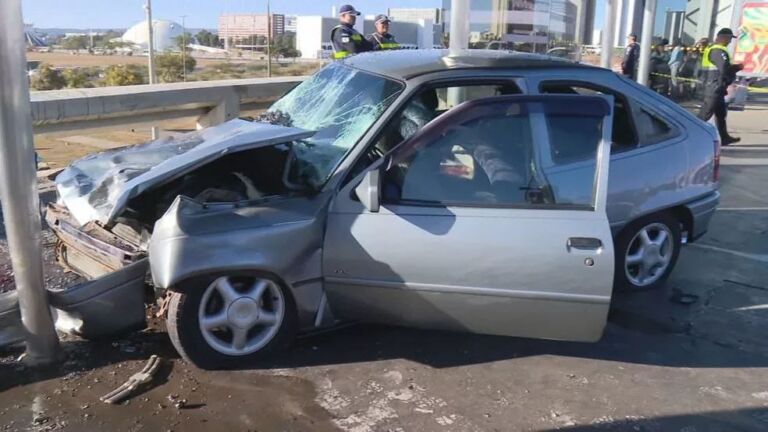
[330,23,372,59]
[367,32,400,51]
[621,35,640,80]
[697,28,742,144]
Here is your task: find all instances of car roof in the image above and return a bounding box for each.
[342,49,600,80]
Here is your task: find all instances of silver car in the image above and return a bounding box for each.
[47,50,719,369]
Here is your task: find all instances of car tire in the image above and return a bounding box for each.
[166,272,297,370]
[613,212,682,292]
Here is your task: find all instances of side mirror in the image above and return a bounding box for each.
[355,168,380,213]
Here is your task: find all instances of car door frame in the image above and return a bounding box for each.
[529,71,694,231]
[327,70,528,191]
[321,94,617,342]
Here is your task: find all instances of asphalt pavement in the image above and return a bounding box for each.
[1,104,767,432]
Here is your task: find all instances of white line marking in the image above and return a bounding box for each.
[720,157,768,166]
[689,243,768,263]
[718,207,768,211]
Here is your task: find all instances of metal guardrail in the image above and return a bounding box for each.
[29,76,307,134]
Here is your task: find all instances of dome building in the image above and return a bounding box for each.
[121,19,184,51]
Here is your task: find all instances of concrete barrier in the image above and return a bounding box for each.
[30,76,307,134]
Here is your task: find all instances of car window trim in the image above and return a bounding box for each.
[537,79,640,154]
[382,198,595,212]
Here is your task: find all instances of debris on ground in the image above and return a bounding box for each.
[100,355,162,404]
[669,290,700,305]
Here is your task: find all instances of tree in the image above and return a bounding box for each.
[155,53,196,83]
[61,35,89,51]
[173,32,193,52]
[282,48,301,62]
[30,64,65,90]
[195,30,220,47]
[274,33,296,50]
[104,40,131,50]
[62,68,90,88]
[104,65,145,86]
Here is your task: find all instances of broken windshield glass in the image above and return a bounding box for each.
[269,62,403,187]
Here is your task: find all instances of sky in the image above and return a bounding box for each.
[23,0,686,32]
[22,0,443,29]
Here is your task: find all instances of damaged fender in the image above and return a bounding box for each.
[148,193,332,329]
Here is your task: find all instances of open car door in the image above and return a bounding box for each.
[323,95,614,342]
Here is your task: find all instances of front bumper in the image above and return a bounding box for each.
[36,203,150,339]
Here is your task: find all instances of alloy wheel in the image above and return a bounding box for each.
[624,222,675,287]
[197,276,285,356]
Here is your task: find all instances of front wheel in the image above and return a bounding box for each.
[614,213,682,292]
[166,273,297,369]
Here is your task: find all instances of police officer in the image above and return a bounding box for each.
[367,15,400,51]
[621,33,640,80]
[698,28,744,145]
[330,4,372,59]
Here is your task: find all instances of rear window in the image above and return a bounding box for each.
[540,82,638,153]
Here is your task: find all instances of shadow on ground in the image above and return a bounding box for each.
[539,407,768,431]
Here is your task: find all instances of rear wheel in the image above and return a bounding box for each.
[167,273,297,369]
[614,212,682,292]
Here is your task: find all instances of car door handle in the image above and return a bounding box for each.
[567,237,603,251]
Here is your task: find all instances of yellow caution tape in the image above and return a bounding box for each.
[649,72,768,93]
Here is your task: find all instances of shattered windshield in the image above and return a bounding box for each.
[269,62,403,187]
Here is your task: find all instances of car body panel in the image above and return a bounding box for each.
[55,120,314,226]
[323,95,616,342]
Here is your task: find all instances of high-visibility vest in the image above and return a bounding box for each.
[370,33,400,50]
[701,44,730,70]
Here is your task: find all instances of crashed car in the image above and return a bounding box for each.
[47,50,720,369]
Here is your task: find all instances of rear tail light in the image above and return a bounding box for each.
[713,139,721,182]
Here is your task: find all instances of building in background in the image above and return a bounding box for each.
[296,16,442,59]
[218,14,285,43]
[24,24,47,48]
[284,16,298,33]
[121,19,184,51]
[441,0,595,51]
[663,10,684,43]
[387,8,443,24]
[592,29,602,45]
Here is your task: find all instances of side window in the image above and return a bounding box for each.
[346,82,523,182]
[377,83,522,153]
[547,112,600,164]
[382,99,604,209]
[540,82,637,153]
[635,108,672,145]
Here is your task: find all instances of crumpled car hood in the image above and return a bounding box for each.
[55,119,314,226]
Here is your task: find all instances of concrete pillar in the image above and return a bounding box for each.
[0,0,61,365]
[637,0,657,86]
[449,0,470,54]
[601,0,618,68]
[625,0,638,39]
[613,0,625,47]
